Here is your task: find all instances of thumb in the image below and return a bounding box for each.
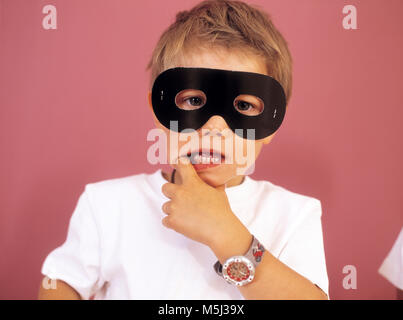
[173,155,199,184]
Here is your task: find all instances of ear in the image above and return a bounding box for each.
[148,91,163,128]
[147,91,153,111]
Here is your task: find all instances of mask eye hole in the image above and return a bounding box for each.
[233,94,264,116]
[175,89,207,110]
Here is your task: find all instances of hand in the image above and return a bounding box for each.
[161,156,247,250]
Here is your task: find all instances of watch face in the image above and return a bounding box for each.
[228,262,250,280]
[223,256,255,286]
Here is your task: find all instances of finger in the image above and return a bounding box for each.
[161,216,172,229]
[161,182,178,199]
[161,200,173,215]
[173,155,200,184]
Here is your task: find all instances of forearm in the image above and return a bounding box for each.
[38,278,82,300]
[210,224,328,300]
[239,250,327,300]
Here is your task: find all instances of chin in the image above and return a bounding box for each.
[197,167,234,188]
[194,171,219,185]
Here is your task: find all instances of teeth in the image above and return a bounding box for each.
[191,153,222,164]
[212,157,220,163]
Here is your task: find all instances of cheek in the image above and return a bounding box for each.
[253,142,264,158]
[232,135,263,161]
[153,124,177,163]
[163,130,198,164]
[240,141,263,165]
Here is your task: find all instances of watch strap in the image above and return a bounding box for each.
[245,235,265,267]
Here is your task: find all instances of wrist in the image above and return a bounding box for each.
[209,221,252,264]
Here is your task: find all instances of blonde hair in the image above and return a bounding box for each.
[146,0,293,105]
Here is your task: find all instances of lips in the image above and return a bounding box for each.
[184,148,226,164]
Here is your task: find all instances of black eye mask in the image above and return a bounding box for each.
[151,67,286,140]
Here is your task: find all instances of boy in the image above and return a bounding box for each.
[38,0,329,299]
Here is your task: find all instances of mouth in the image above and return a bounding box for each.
[183,149,226,171]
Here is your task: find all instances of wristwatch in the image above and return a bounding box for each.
[213,235,265,286]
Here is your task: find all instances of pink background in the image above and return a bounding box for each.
[1,0,402,299]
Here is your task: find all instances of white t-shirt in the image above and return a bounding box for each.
[378,227,403,290]
[41,168,329,299]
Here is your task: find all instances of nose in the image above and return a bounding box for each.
[200,115,229,137]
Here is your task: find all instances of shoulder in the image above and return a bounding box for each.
[73,171,160,236]
[253,177,322,217]
[244,177,325,258]
[249,177,323,239]
[81,171,155,209]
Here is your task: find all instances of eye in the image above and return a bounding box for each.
[175,89,207,110]
[185,96,204,107]
[234,94,264,116]
[236,101,253,111]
